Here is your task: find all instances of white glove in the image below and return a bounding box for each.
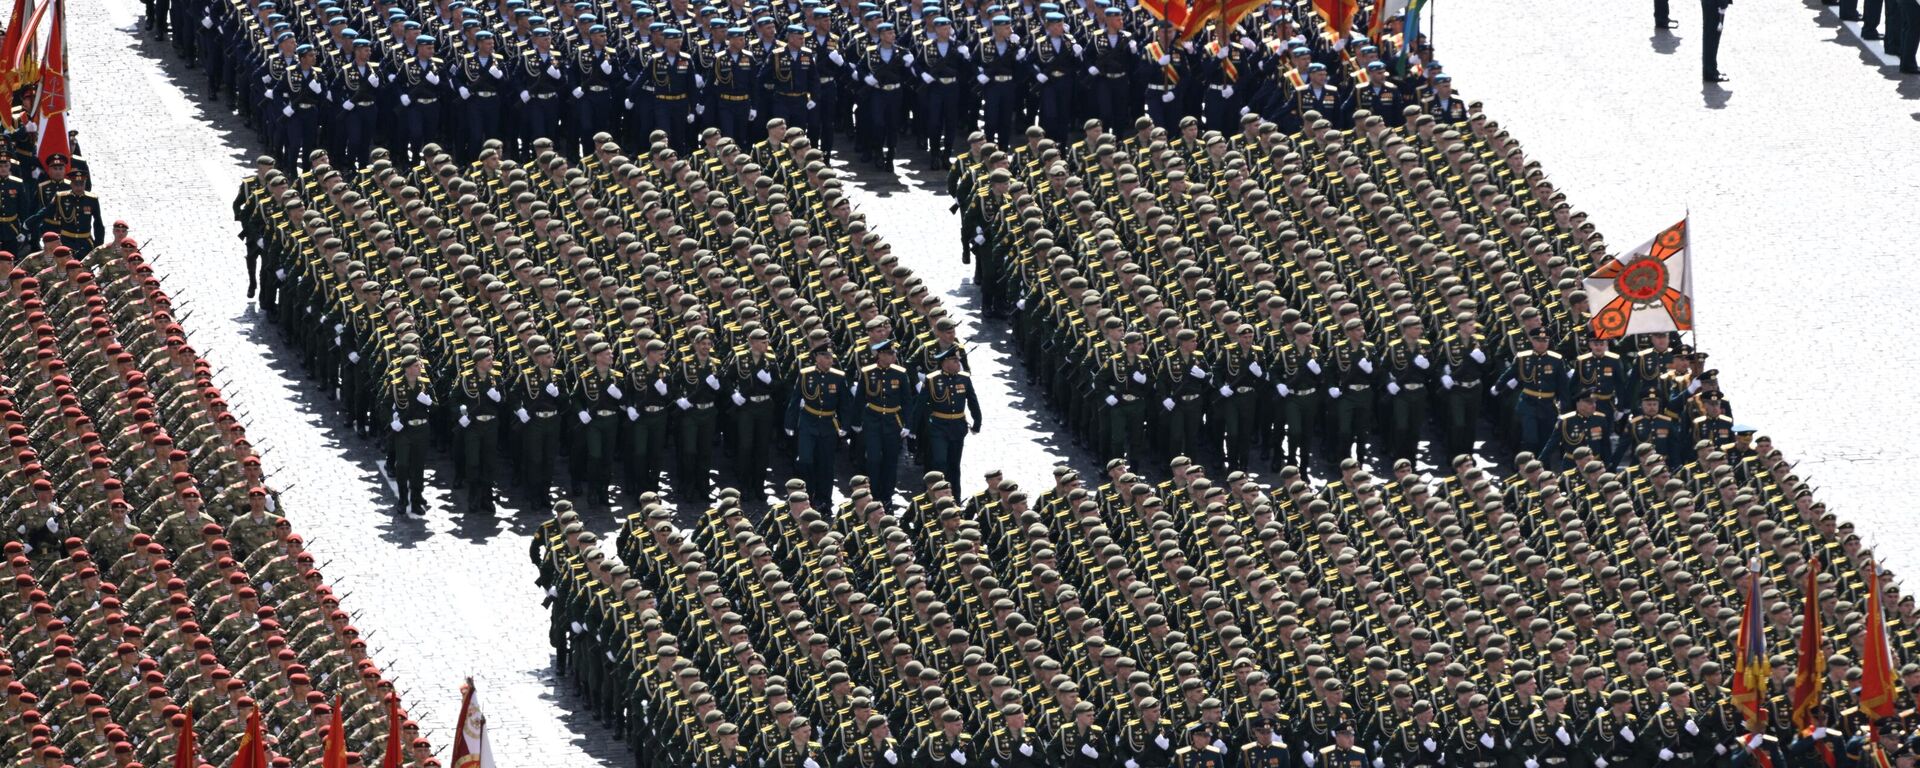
[1387,382,1400,395]
[282,105,295,117]
[1685,721,1700,736]
[1422,738,1437,752]
[1162,398,1175,411]
[1659,749,1674,761]
[1715,745,1728,755]
[1306,359,1322,375]
[864,74,880,87]
[1619,727,1635,743]
[748,108,757,120]
[686,112,697,123]
[1441,375,1455,389]
[1507,378,1519,389]
[348,351,361,363]
[1687,379,1702,393]
[1526,761,1539,768]
[367,72,380,86]
[572,86,585,98]
[921,72,935,84]
[487,64,504,79]
[786,428,795,436]
[1189,365,1207,378]
[1595,759,1609,768]
[850,424,863,433]
[1333,38,1347,51]
[1127,761,1140,768]
[625,406,639,420]
[806,99,816,108]
[458,414,471,427]
[972,233,985,245]
[1328,388,1343,399]
[520,91,532,103]
[899,428,911,439]
[959,45,971,59]
[262,75,273,84]
[400,93,413,106]
[1162,91,1175,102]
[1218,385,1234,397]
[705,374,721,389]
[578,411,592,424]
[1131,371,1147,384]
[1242,36,1258,51]
[390,418,404,432]
[546,65,563,79]
[976,73,989,84]
[625,98,634,108]
[1556,727,1571,745]
[675,398,692,410]
[1276,383,1292,396]
[951,752,967,766]
[1358,359,1374,374]
[756,370,773,385]
[1471,348,1487,363]
[308,78,323,93]
[425,70,441,85]
[731,392,747,406]
[1155,735,1170,750]
[343,99,356,110]
[1480,734,1495,749]
[1810,727,1824,740]
[276,268,287,279]
[45,518,58,533]
[1249,361,1264,377]
[1080,744,1098,759]
[1375,760,1386,768]
[1491,385,1502,396]
[829,50,845,65]
[1414,354,1430,369]
[546,383,561,397]
[607,384,623,399]
[1221,85,1234,99]
[1214,44,1229,59]
[655,380,669,395]
[416,391,433,406]
[802,756,819,768]
[516,408,530,423]
[903,52,915,66]
[885,750,899,764]
[1086,65,1099,75]
[600,60,614,74]
[1105,395,1119,406]
[487,388,501,402]
[1072,43,1084,56]
[1157,54,1171,65]
[1036,72,1049,83]
[201,15,213,28]
[1303,752,1317,767]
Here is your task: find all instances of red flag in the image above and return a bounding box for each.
[1311,0,1357,40]
[380,697,405,768]
[1731,560,1771,733]
[30,0,67,167]
[229,708,269,768]
[0,0,33,127]
[173,707,197,768]
[1176,0,1217,41]
[1790,558,1826,731]
[1367,0,1388,42]
[322,696,349,768]
[1859,558,1897,725]
[1140,0,1189,29]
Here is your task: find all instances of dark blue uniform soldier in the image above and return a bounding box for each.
[1139,23,1190,131]
[917,348,981,491]
[332,40,384,170]
[1197,36,1255,133]
[806,10,845,158]
[974,16,1024,148]
[1029,13,1081,141]
[1174,724,1228,768]
[786,345,849,507]
[395,36,450,165]
[572,26,625,156]
[1341,60,1403,127]
[455,32,513,158]
[639,28,700,150]
[1239,717,1292,768]
[759,26,816,135]
[858,23,912,169]
[1544,390,1610,471]
[519,28,571,144]
[1086,7,1138,132]
[278,45,328,171]
[708,28,759,142]
[1495,326,1566,458]
[853,341,914,510]
[1572,336,1629,429]
[1617,392,1682,467]
[916,18,970,168]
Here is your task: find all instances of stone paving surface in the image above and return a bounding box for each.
[55,0,1920,761]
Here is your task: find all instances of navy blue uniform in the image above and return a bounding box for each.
[917,368,981,488]
[1029,33,1081,140]
[707,48,759,143]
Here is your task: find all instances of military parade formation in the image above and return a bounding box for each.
[0,228,431,765]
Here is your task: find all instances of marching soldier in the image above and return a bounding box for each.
[853,340,913,510]
[1101,331,1156,468]
[1318,722,1371,768]
[1383,316,1436,466]
[705,723,753,768]
[1517,690,1580,768]
[388,355,434,514]
[1436,313,1492,464]
[1291,63,1344,131]
[1029,12,1081,141]
[1086,7,1137,131]
[1580,692,1642,768]
[856,23,911,169]
[623,339,677,498]
[1328,318,1383,464]
[456,32,513,158]
[1494,327,1567,459]
[1176,723,1228,768]
[638,28,699,151]
[845,715,905,768]
[395,36,450,165]
[923,710,976,768]
[759,25,816,137]
[1617,392,1681,467]
[1572,336,1628,430]
[1272,321,1326,473]
[1054,701,1109,768]
[708,28,760,144]
[917,348,981,489]
[571,25,624,157]
[512,344,568,511]
[974,16,1023,147]
[986,704,1048,768]
[672,330,725,502]
[1120,698,1178,768]
[1451,695,1508,768]
[1543,391,1609,471]
[916,18,969,168]
[772,717,828,768]
[724,328,784,498]
[1239,717,1292,768]
[519,28,572,148]
[1391,700,1449,768]
[1212,324,1265,472]
[277,44,328,171]
[786,345,849,506]
[1158,329,1213,462]
[453,348,506,513]
[1641,684,1705,768]
[572,342,625,507]
[332,40,385,169]
[0,153,29,251]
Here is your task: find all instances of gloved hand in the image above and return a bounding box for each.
[282,105,295,117]
[1250,361,1264,377]
[1414,353,1430,369]
[806,99,816,108]
[577,411,592,424]
[1189,365,1207,378]
[486,388,501,402]
[390,417,404,432]
[1471,348,1487,363]
[600,59,614,74]
[1162,91,1175,102]
[1358,358,1374,374]
[1480,734,1496,749]
[546,65,563,79]
[1658,749,1674,762]
[1157,54,1171,65]
[705,374,721,389]
[921,72,935,84]
[572,86,585,98]
[1132,371,1147,384]
[1214,44,1230,58]
[1387,382,1400,395]
[458,414,471,428]
[655,380,669,395]
[786,428,795,436]
[1441,374,1455,389]
[1218,385,1233,397]
[348,351,361,363]
[731,391,747,406]
[864,74,880,87]
[1162,398,1175,411]
[687,112,696,123]
[675,398,693,410]
[309,78,323,93]
[607,384,623,399]
[624,406,640,420]
[516,408,530,423]
[1329,388,1343,399]
[976,73,989,84]
[458,85,471,99]
[1105,395,1118,406]
[1086,65,1099,76]
[1306,359,1322,375]
[829,50,846,65]
[1276,383,1291,397]
[416,391,433,406]
[489,65,504,78]
[545,382,560,397]
[1221,84,1234,99]
[899,428,911,440]
[520,90,532,103]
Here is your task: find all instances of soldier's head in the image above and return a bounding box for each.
[877,21,896,45]
[992,14,1012,38]
[416,34,438,56]
[1045,11,1065,34]
[296,43,317,65]
[811,345,835,370]
[1574,390,1597,415]
[784,23,805,45]
[1434,73,1453,96]
[1187,722,1213,747]
[1333,721,1355,748]
[1399,315,1424,340]
[726,26,746,49]
[1639,392,1659,416]
[472,31,494,55]
[1528,326,1550,350]
[932,16,952,38]
[1308,61,1328,85]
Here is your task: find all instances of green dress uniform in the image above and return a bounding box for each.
[1100,348,1156,466]
[1450,718,1508,768]
[388,375,434,512]
[1495,340,1567,456]
[453,365,506,512]
[1157,349,1213,460]
[1543,406,1610,471]
[622,359,675,497]
[672,350,725,501]
[1317,744,1370,768]
[916,363,981,489]
[785,362,850,505]
[513,364,568,509]
[1436,330,1493,462]
[1328,339,1383,463]
[1579,711,1641,768]
[1210,341,1263,471]
[1272,339,1326,472]
[39,187,104,253]
[1617,411,1681,467]
[853,359,913,509]
[985,726,1048,768]
[725,348,786,495]
[920,732,975,768]
[572,366,626,504]
[1383,333,1436,465]
[1174,745,1228,768]
[1515,711,1579,768]
[1572,348,1629,422]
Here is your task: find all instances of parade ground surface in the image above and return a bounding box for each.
[66,0,1920,759]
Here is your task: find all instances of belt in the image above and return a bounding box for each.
[720,93,751,101]
[1145,83,1171,91]
[416,96,439,104]
[1593,392,1615,400]
[1047,70,1066,77]
[1346,384,1371,391]
[1234,385,1255,394]
[693,401,716,410]
[1401,382,1425,390]
[748,394,772,403]
[644,405,667,413]
[296,102,317,109]
[1455,379,1481,388]
[534,410,559,418]
[936,76,957,84]
[473,414,497,422]
[535,92,558,99]
[867,404,900,414]
[819,76,836,83]
[1522,388,1555,399]
[654,92,686,100]
[474,90,498,97]
[595,409,617,417]
[1103,72,1126,79]
[588,84,610,92]
[780,91,807,97]
[59,230,92,239]
[1120,394,1139,402]
[1292,388,1317,396]
[803,405,836,417]
[991,75,1014,82]
[931,411,966,420]
[0,215,16,222]
[1178,393,1201,402]
[876,83,901,91]
[1208,84,1230,91]
[405,418,429,426]
[354,99,377,107]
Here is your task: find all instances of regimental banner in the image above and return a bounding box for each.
[1584,217,1694,339]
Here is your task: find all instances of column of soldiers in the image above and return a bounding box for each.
[1,234,434,766]
[530,405,1920,768]
[234,125,979,515]
[170,0,1445,175]
[953,50,1734,482]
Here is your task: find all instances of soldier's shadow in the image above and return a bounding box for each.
[1649,29,1682,55]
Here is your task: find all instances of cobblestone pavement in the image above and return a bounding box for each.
[59,0,1920,760]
